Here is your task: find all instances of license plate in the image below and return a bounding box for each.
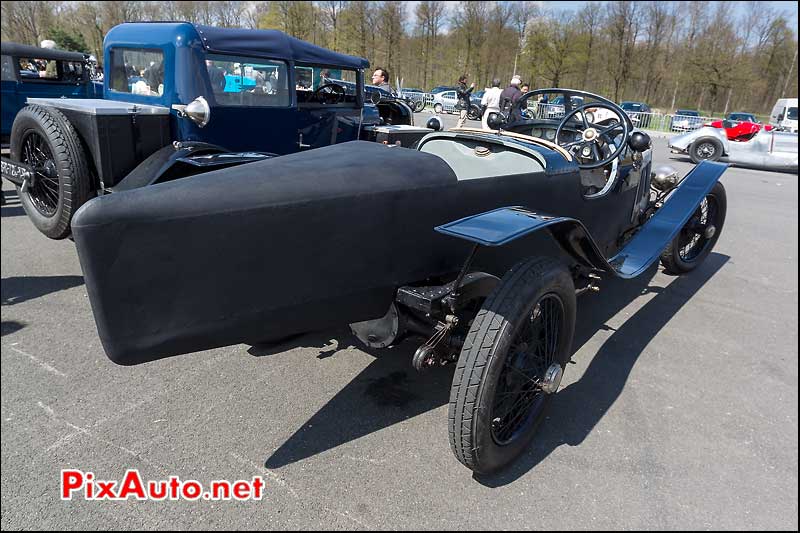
[1,157,34,187]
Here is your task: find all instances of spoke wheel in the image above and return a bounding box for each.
[490,294,564,445]
[660,181,727,275]
[448,257,576,474]
[20,131,60,217]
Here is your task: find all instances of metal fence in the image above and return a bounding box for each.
[404,94,742,134]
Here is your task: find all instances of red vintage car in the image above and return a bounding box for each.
[708,118,773,141]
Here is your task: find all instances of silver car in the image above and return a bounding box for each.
[669,125,798,172]
[431,90,458,114]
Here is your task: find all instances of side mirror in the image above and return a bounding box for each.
[628,131,651,152]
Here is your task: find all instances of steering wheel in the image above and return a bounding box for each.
[555,102,630,169]
[313,83,345,104]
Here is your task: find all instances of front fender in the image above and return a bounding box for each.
[435,160,729,279]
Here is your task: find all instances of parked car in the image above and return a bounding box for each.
[0,22,419,240]
[669,124,797,172]
[432,89,481,119]
[1,42,101,144]
[670,109,703,132]
[69,86,728,474]
[707,118,773,142]
[540,94,584,119]
[620,101,653,128]
[432,89,457,114]
[769,98,798,133]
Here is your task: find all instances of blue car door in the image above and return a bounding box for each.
[294,65,362,152]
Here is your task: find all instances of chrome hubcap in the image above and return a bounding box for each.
[541,363,563,394]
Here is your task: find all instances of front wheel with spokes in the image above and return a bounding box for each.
[660,181,727,275]
[448,257,576,474]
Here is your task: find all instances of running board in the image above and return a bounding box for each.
[435,160,728,279]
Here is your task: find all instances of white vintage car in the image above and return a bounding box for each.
[669,125,798,172]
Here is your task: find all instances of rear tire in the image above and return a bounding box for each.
[448,257,576,474]
[660,181,727,275]
[689,137,723,164]
[433,103,443,114]
[10,105,91,239]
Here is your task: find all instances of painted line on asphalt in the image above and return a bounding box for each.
[4,344,68,377]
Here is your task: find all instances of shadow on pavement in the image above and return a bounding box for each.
[260,253,728,473]
[1,189,24,217]
[1,276,85,306]
[262,327,455,469]
[1,320,26,336]
[474,252,729,486]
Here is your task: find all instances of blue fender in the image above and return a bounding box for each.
[435,160,729,279]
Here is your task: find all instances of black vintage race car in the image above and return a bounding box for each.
[70,89,728,474]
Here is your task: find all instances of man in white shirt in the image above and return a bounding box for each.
[481,78,503,130]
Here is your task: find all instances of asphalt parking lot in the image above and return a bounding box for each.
[2,115,798,530]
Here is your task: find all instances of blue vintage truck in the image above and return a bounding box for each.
[1,22,424,239]
[1,42,101,144]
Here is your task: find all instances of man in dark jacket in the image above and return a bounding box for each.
[456,74,475,128]
[499,75,523,122]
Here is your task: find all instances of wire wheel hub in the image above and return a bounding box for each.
[541,363,563,395]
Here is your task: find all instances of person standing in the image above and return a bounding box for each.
[481,78,503,130]
[456,74,475,128]
[371,67,394,95]
[499,75,523,122]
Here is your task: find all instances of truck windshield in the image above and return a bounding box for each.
[788,107,798,120]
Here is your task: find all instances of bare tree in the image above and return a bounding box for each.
[606,1,641,102]
[415,1,445,90]
[576,2,603,90]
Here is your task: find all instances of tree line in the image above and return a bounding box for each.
[2,1,797,115]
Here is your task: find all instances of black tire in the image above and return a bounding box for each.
[10,105,91,239]
[467,104,481,121]
[660,181,727,275]
[413,100,425,112]
[433,103,443,114]
[448,257,576,474]
[689,137,723,164]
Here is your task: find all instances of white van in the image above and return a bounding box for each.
[769,98,798,133]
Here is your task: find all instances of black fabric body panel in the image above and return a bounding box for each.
[72,140,637,365]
